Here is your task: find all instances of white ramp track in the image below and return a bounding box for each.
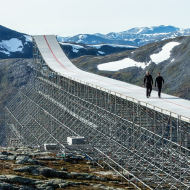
[34,35,190,123]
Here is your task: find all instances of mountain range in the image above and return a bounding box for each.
[57,25,190,46]
[0,25,190,60]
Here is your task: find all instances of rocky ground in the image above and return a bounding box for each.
[0,147,134,190]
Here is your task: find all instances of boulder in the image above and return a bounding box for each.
[70,172,107,181]
[0,155,8,160]
[35,184,54,190]
[14,166,68,178]
[2,147,17,152]
[0,175,36,184]
[0,151,13,155]
[44,179,66,189]
[15,156,40,165]
[0,155,16,161]
[32,178,68,189]
[58,182,69,188]
[91,184,125,190]
[14,185,35,190]
[0,180,14,190]
[36,156,56,161]
[7,156,16,160]
[29,152,50,157]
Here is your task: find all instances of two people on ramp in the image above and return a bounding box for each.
[143,71,164,98]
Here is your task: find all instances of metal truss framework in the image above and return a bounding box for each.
[5,38,190,189]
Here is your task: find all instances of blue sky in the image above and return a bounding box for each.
[0,0,190,36]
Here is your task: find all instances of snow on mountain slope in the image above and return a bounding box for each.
[88,44,138,49]
[0,25,33,59]
[0,38,23,53]
[150,42,180,64]
[97,41,180,71]
[24,35,32,42]
[56,36,70,42]
[60,42,84,53]
[60,42,84,49]
[0,50,10,55]
[98,58,147,71]
[59,42,138,59]
[77,35,87,43]
[98,51,105,55]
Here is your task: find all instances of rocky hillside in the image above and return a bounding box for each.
[0,147,133,189]
[0,59,33,109]
[0,25,32,59]
[0,59,33,145]
[57,25,190,46]
[71,35,190,100]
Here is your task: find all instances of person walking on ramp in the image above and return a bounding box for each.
[143,71,153,98]
[155,73,164,98]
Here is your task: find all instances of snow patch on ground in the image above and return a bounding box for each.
[98,58,148,71]
[72,49,79,53]
[0,50,10,55]
[88,44,137,49]
[60,42,84,53]
[137,29,143,33]
[0,38,23,52]
[77,34,88,43]
[79,34,87,39]
[60,42,84,49]
[24,35,32,42]
[98,51,105,54]
[150,42,180,64]
[125,39,135,41]
[143,33,170,36]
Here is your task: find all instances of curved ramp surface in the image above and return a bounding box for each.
[34,35,190,122]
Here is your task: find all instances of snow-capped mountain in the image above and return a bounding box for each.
[1,25,190,59]
[59,42,137,59]
[0,25,32,59]
[57,25,190,46]
[58,34,119,45]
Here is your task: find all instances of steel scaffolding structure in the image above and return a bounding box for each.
[5,36,190,189]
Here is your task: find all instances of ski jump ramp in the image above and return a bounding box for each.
[34,35,190,122]
[5,35,190,190]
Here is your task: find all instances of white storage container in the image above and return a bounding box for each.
[67,136,85,145]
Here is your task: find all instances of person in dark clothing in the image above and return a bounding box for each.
[143,71,153,98]
[155,73,164,98]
